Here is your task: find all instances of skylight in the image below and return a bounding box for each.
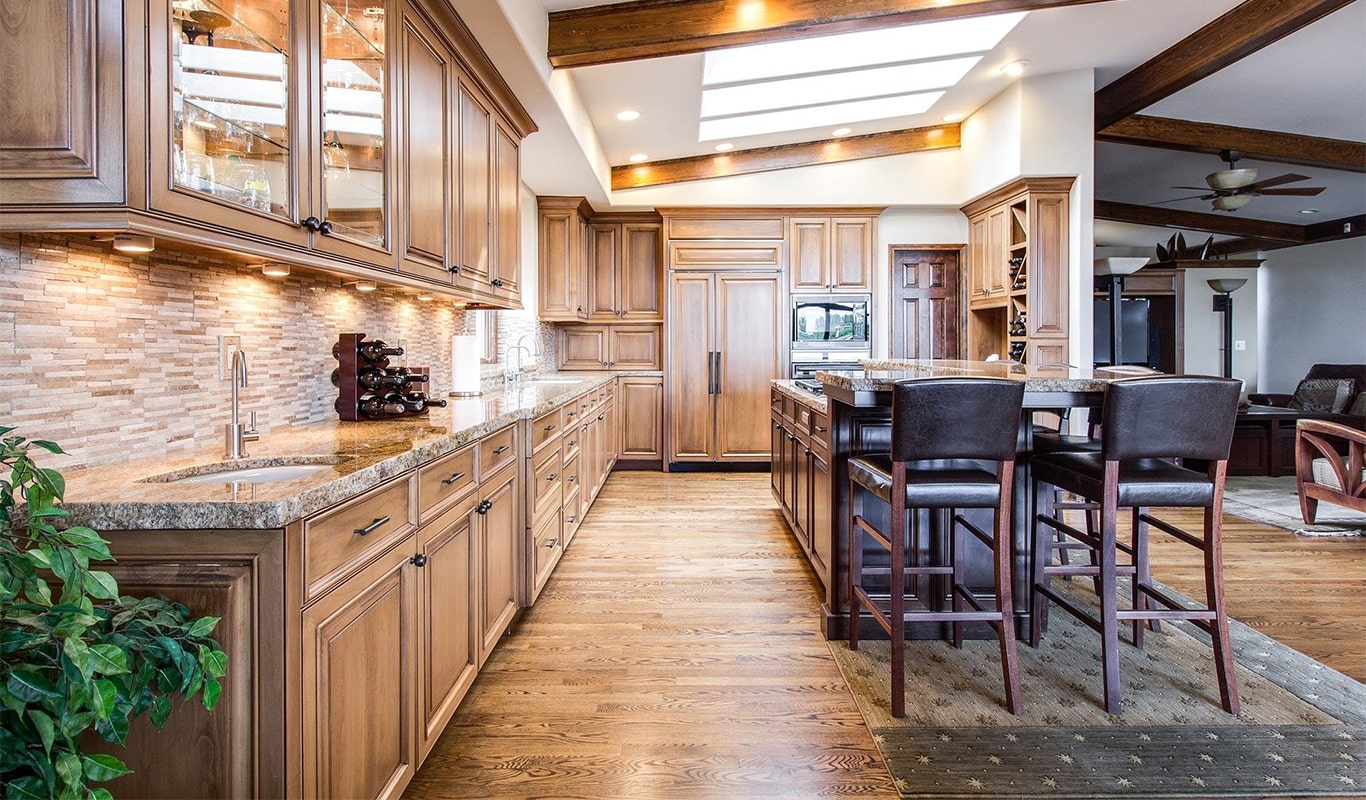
[699,91,944,142]
[700,56,980,119]
[701,13,1025,86]
[695,12,1025,141]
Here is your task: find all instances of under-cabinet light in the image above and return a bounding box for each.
[112,234,156,253]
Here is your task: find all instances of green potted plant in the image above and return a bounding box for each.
[0,428,227,800]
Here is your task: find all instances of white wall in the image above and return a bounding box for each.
[959,83,1023,201]
[1257,237,1366,391]
[1184,267,1260,392]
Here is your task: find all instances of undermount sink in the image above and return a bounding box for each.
[140,456,350,485]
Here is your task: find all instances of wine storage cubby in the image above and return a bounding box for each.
[332,333,447,421]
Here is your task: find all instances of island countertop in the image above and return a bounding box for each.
[57,372,654,531]
[816,359,1158,394]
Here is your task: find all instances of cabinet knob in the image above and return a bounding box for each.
[411,554,428,567]
[318,219,333,235]
[300,216,322,232]
[475,499,492,515]
[491,278,504,287]
[448,264,461,275]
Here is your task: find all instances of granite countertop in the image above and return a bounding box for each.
[61,372,645,531]
[771,380,829,413]
[818,359,1159,393]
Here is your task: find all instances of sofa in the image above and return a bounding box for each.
[1231,363,1366,477]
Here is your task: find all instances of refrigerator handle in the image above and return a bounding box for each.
[707,351,716,395]
[714,351,722,395]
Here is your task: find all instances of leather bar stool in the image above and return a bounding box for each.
[1032,407,1103,596]
[1030,375,1242,716]
[848,378,1026,717]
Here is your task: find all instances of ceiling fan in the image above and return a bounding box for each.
[1160,149,1325,212]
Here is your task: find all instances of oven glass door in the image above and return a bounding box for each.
[792,298,868,348]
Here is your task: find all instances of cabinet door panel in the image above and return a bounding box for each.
[302,543,414,800]
[478,466,518,662]
[587,224,619,319]
[668,273,715,461]
[986,207,1010,296]
[538,209,580,320]
[558,326,609,370]
[418,500,477,760]
[609,326,660,369]
[620,224,662,320]
[788,218,830,291]
[458,82,492,283]
[491,122,520,299]
[1028,194,1069,338]
[832,218,873,291]
[0,0,125,205]
[715,274,782,461]
[399,10,450,282]
[620,377,663,459]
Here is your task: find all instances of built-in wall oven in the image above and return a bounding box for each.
[791,295,870,351]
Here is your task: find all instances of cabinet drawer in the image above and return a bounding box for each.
[668,240,784,270]
[811,411,831,452]
[666,217,784,240]
[417,444,476,521]
[532,408,563,453]
[563,484,583,535]
[562,428,582,462]
[480,426,517,476]
[531,447,563,519]
[562,451,581,496]
[303,475,416,602]
[562,399,583,430]
[530,506,563,598]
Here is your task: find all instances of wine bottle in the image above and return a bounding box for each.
[394,367,430,385]
[358,367,407,391]
[401,392,447,413]
[358,340,404,362]
[357,393,407,418]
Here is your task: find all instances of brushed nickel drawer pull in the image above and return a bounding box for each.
[547,473,558,481]
[544,423,556,431]
[492,445,510,455]
[355,516,389,536]
[545,538,558,548]
[441,471,466,486]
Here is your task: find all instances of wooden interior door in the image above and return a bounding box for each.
[715,273,783,461]
[891,247,961,360]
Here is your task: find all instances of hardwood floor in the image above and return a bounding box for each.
[406,472,1366,799]
[405,472,898,799]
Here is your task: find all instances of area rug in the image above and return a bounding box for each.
[1224,475,1366,537]
[830,584,1366,798]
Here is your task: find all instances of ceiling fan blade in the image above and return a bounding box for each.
[1244,173,1310,191]
[1173,185,1217,191]
[1253,186,1325,196]
[1153,195,1210,204]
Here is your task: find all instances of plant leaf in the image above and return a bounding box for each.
[88,679,116,720]
[90,790,115,800]
[198,645,228,679]
[27,709,56,755]
[149,696,172,729]
[83,570,119,601]
[87,644,129,676]
[187,616,220,639]
[4,776,48,800]
[30,439,64,454]
[6,670,60,703]
[202,677,222,711]
[80,753,131,783]
[55,751,81,791]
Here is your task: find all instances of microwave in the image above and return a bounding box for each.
[791,295,871,350]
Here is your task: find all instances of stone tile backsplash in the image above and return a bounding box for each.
[0,233,549,471]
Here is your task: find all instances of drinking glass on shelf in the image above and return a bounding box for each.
[182,151,216,194]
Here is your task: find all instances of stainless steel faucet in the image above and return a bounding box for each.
[224,348,260,459]
[504,334,534,386]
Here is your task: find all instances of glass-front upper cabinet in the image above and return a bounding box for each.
[316,0,390,253]
[171,0,290,215]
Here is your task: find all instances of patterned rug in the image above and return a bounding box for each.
[830,583,1366,798]
[1224,476,1366,537]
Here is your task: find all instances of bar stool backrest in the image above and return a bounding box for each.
[890,378,1025,463]
[1100,376,1242,461]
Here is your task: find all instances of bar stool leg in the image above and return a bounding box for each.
[1030,479,1051,648]
[1132,506,1153,647]
[848,478,864,652]
[995,471,1023,715]
[1100,466,1123,715]
[890,486,908,718]
[1204,503,1241,715]
[951,510,965,649]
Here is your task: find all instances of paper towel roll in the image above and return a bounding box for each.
[450,334,482,396]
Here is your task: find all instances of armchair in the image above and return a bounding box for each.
[1295,419,1366,524]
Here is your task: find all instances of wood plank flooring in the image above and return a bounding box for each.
[406,472,1366,799]
[405,472,898,799]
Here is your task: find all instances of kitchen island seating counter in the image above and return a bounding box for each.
[56,371,657,531]
[802,359,1161,641]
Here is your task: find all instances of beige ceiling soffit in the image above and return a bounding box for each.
[548,0,1108,69]
[1094,200,1306,242]
[1094,0,1356,130]
[1098,116,1366,174]
[610,125,961,191]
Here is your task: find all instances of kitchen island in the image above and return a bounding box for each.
[790,359,1154,641]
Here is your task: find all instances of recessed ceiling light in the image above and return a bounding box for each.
[629,153,648,163]
[832,127,853,137]
[700,56,979,119]
[714,143,734,151]
[702,13,1025,85]
[699,91,942,141]
[1000,60,1030,77]
[1298,208,1320,214]
[616,110,640,121]
[943,113,965,122]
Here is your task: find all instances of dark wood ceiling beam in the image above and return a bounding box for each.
[549,0,1109,68]
[1304,214,1366,243]
[611,125,960,190]
[1095,200,1306,242]
[1094,0,1356,130]
[1098,115,1366,174]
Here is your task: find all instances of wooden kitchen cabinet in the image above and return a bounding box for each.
[769,393,831,591]
[399,4,454,285]
[618,376,663,463]
[557,325,660,370]
[587,220,663,321]
[490,120,521,304]
[415,491,478,761]
[476,459,519,663]
[537,196,593,321]
[787,216,875,293]
[300,536,417,800]
[668,271,783,464]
